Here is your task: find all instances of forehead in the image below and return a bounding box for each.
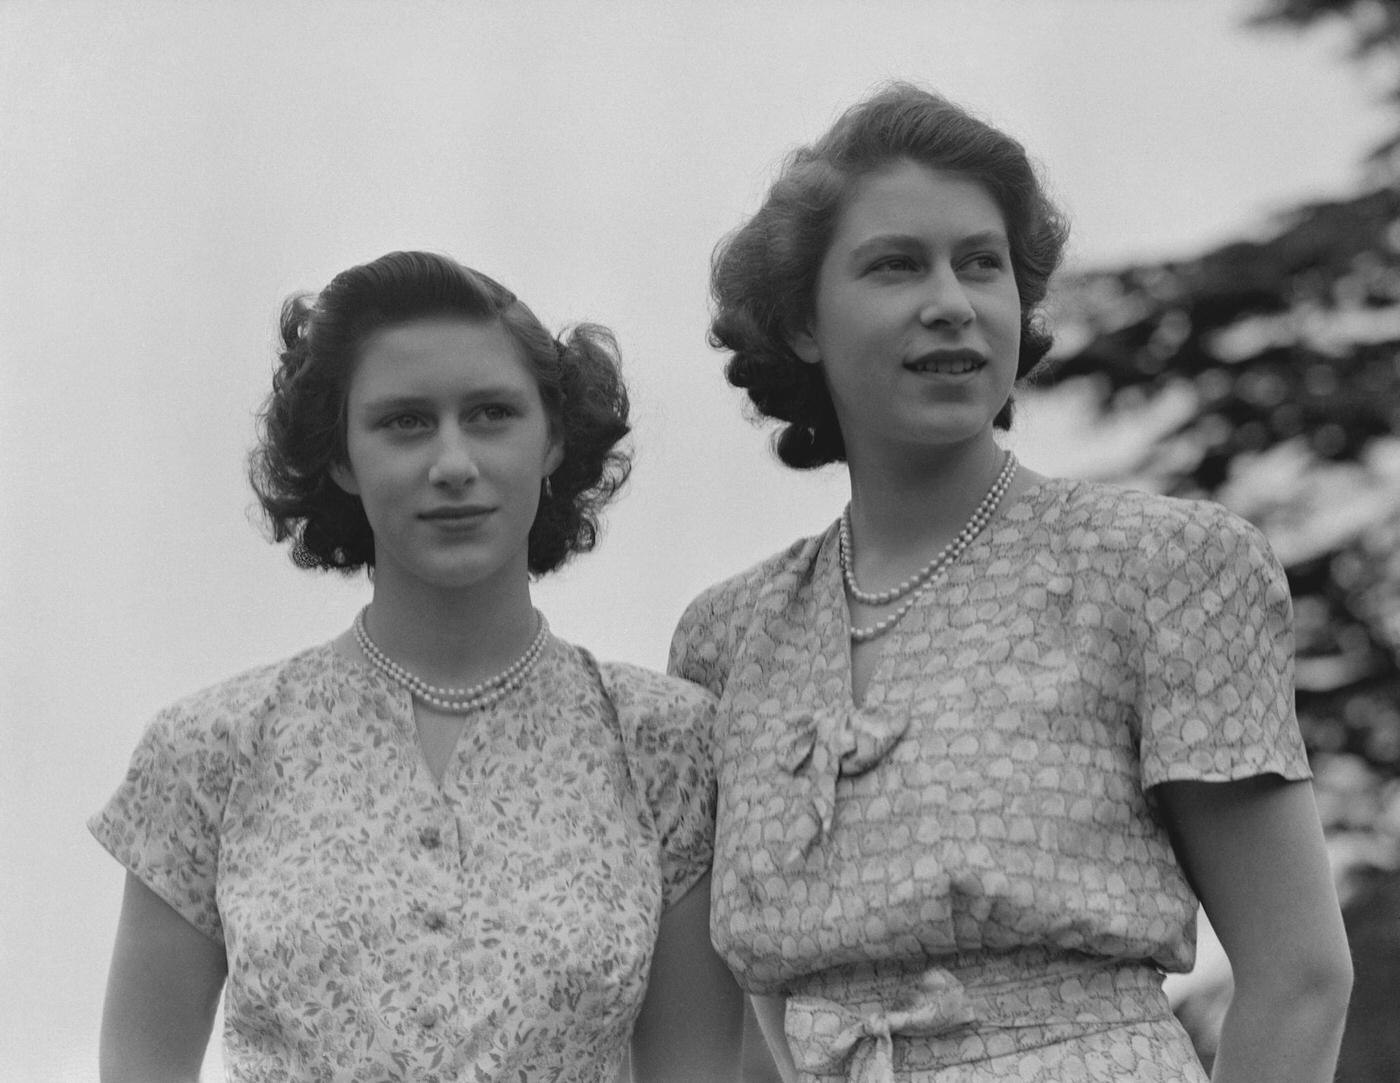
[831,161,1007,246]
[349,317,537,398]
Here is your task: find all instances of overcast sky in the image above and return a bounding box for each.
[1,2,1390,1078]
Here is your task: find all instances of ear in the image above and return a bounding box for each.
[788,324,821,366]
[543,436,565,479]
[329,461,361,496]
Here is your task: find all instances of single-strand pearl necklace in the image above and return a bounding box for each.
[841,450,1017,643]
[353,606,549,713]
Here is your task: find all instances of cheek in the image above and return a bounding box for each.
[341,448,412,509]
[500,437,553,491]
[990,295,1023,347]
[833,293,890,342]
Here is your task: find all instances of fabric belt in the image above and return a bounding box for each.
[784,947,1175,1083]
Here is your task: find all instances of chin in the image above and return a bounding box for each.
[413,562,503,592]
[899,417,997,448]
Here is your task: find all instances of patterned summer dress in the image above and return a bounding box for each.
[90,632,716,1083]
[669,477,1311,1082]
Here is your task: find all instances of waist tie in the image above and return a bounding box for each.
[784,948,1174,1083]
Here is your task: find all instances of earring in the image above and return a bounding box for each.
[542,475,554,500]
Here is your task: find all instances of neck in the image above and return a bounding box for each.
[845,434,1006,555]
[363,565,539,688]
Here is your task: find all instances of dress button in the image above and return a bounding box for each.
[419,826,442,849]
[423,909,448,931]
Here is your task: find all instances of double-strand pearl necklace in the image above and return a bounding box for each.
[841,450,1017,643]
[353,606,549,713]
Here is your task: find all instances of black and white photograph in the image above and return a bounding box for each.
[3,2,1398,1080]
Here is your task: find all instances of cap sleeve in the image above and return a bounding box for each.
[1136,503,1310,788]
[670,534,832,696]
[88,692,239,942]
[599,663,718,910]
[669,579,741,697]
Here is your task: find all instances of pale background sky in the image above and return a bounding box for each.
[1,2,1389,1079]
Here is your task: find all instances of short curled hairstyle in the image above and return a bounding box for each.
[711,82,1070,468]
[249,250,631,575]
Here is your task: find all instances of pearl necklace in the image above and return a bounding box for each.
[353,607,548,713]
[841,451,1017,643]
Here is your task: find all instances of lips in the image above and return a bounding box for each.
[419,506,492,521]
[904,348,987,375]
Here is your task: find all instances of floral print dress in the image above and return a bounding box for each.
[90,633,716,1083]
[670,477,1311,1082]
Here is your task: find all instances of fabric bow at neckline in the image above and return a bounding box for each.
[778,705,910,866]
[786,967,978,1083]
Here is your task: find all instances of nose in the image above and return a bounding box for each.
[918,267,975,329]
[427,431,480,488]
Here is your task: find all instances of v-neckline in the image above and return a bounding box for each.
[824,476,1053,708]
[815,527,892,711]
[412,708,472,789]
[326,643,469,797]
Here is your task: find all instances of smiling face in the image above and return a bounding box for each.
[331,317,563,598]
[791,160,1022,467]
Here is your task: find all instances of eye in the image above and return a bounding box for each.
[868,255,920,275]
[962,253,1007,276]
[382,412,430,432]
[472,403,518,423]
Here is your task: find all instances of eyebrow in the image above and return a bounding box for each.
[957,229,1011,250]
[355,386,534,414]
[848,229,1011,262]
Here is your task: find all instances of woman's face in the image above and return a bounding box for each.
[791,160,1022,464]
[332,317,562,596]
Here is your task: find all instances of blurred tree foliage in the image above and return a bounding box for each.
[1249,0,1400,170]
[1041,1,1400,815]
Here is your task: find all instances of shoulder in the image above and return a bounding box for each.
[596,661,717,748]
[597,659,715,705]
[670,529,832,690]
[678,530,830,627]
[1048,475,1252,533]
[1037,479,1291,649]
[144,644,337,748]
[1045,477,1277,571]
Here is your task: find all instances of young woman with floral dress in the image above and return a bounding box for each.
[93,250,742,1083]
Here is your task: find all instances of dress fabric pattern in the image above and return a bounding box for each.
[669,477,1310,1081]
[90,635,716,1083]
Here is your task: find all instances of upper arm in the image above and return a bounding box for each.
[1136,509,1307,790]
[668,583,739,697]
[599,663,719,911]
[1154,776,1351,993]
[750,994,798,1083]
[100,871,227,1083]
[631,873,744,1083]
[89,695,240,944]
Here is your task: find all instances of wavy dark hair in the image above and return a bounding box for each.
[711,82,1070,468]
[249,250,631,575]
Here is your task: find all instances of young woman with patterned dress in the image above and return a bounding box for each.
[669,86,1351,1083]
[92,251,742,1083]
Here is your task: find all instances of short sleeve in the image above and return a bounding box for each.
[88,698,236,942]
[668,582,738,697]
[599,663,718,910]
[1136,504,1311,788]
